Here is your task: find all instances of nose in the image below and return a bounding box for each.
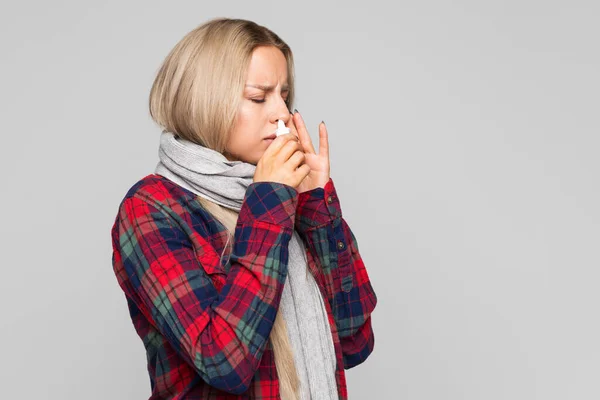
[272,103,292,126]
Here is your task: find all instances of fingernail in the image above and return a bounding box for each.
[294,108,299,114]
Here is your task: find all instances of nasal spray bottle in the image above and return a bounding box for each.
[275,119,290,136]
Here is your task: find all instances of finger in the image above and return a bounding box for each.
[319,121,329,158]
[293,111,316,154]
[288,149,305,167]
[287,115,301,143]
[293,163,311,186]
[283,132,299,143]
[267,135,290,153]
[277,136,303,163]
[266,133,297,158]
[297,163,311,178]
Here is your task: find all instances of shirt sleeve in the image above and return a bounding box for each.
[340,315,375,369]
[113,181,298,395]
[294,178,378,368]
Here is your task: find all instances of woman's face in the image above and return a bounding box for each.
[224,45,292,165]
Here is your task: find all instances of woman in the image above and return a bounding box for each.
[111,17,377,399]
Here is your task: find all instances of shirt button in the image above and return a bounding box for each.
[337,241,345,250]
[327,195,333,204]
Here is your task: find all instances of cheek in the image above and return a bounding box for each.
[236,104,251,120]
[237,105,259,124]
[229,106,263,151]
[235,106,264,136]
[230,108,251,138]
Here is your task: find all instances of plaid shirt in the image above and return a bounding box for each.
[111,173,378,399]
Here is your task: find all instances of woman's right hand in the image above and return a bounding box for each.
[253,133,311,189]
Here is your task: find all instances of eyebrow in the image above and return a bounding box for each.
[245,83,289,92]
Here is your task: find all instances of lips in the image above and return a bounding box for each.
[263,134,277,140]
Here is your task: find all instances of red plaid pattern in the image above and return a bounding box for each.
[111,174,377,399]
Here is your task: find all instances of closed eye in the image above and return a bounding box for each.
[250,94,289,104]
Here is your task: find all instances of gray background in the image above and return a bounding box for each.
[1,0,598,399]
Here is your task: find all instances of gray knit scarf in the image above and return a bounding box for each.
[154,130,338,399]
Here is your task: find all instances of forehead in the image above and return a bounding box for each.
[245,46,288,83]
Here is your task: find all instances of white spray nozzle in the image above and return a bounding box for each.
[275,119,290,136]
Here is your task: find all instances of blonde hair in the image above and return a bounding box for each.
[149,18,300,399]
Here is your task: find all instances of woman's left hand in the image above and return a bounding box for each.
[289,110,330,193]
